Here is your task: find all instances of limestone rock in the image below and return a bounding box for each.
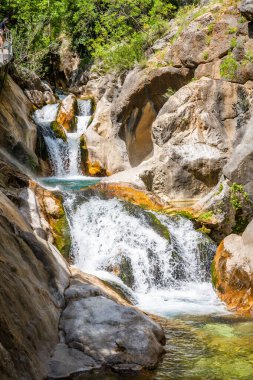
[49,268,165,378]
[0,190,70,380]
[56,94,77,132]
[145,78,251,201]
[0,74,38,170]
[223,114,253,196]
[239,0,253,21]
[213,220,253,314]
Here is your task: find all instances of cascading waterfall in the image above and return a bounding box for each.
[64,194,225,316]
[66,99,92,176]
[34,98,92,177]
[34,95,225,317]
[33,104,68,176]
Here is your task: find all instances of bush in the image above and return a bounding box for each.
[220,53,238,80]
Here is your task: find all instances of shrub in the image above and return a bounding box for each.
[220,53,238,80]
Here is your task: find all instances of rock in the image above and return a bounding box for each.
[145,77,251,201]
[48,268,166,377]
[9,64,53,93]
[223,114,253,196]
[0,190,70,380]
[239,0,253,21]
[56,94,77,132]
[111,66,192,168]
[0,73,38,171]
[48,343,100,379]
[58,36,80,87]
[18,182,71,258]
[24,89,57,108]
[213,219,253,314]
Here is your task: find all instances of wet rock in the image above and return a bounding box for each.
[239,0,253,21]
[213,219,253,314]
[56,94,77,132]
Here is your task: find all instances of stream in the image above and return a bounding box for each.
[34,99,253,380]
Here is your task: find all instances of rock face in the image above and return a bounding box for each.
[144,78,251,201]
[9,65,56,107]
[0,73,38,170]
[239,0,253,21]
[48,268,166,378]
[0,189,70,380]
[213,220,253,314]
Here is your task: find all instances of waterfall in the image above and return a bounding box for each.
[33,104,68,176]
[64,194,224,316]
[34,99,92,177]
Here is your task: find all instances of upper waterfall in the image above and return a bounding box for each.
[33,98,92,177]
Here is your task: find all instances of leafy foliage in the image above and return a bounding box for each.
[0,0,193,74]
[220,53,238,80]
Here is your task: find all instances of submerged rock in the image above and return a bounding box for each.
[213,220,253,315]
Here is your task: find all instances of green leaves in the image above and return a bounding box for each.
[1,0,188,74]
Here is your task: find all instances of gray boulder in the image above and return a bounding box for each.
[239,0,253,21]
[49,269,166,378]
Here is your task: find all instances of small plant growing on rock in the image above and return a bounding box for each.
[203,51,209,60]
[230,183,249,210]
[228,26,238,34]
[220,53,238,80]
[230,37,237,49]
[243,50,253,64]
[163,87,175,99]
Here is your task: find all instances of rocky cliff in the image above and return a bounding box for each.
[73,0,253,238]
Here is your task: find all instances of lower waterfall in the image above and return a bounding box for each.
[64,193,225,316]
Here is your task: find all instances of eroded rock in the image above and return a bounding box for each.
[213,219,253,314]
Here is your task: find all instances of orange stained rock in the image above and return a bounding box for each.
[213,241,253,316]
[92,183,165,211]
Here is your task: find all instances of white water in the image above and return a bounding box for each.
[33,99,92,177]
[64,195,226,316]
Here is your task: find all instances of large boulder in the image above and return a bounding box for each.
[213,220,253,314]
[48,268,166,378]
[239,0,253,21]
[141,77,251,201]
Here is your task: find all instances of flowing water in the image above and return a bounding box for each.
[34,99,253,380]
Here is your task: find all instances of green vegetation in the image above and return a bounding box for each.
[203,51,209,60]
[243,50,253,64]
[228,26,238,34]
[230,37,237,49]
[198,210,214,222]
[220,53,238,80]
[163,87,176,99]
[230,183,249,210]
[1,0,198,75]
